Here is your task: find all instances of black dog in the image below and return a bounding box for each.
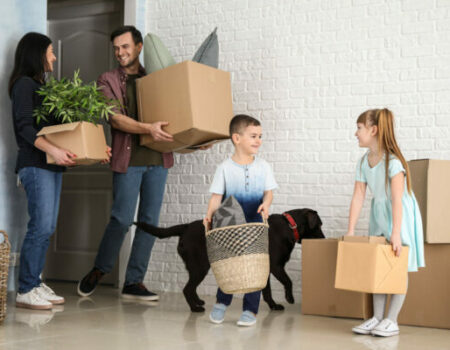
[136,208,324,312]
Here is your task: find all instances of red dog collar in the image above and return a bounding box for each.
[282,212,300,242]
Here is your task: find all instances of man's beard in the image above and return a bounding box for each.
[120,55,139,68]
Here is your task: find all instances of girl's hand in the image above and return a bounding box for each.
[101,146,112,164]
[203,216,212,230]
[257,203,269,220]
[390,233,402,257]
[50,148,77,166]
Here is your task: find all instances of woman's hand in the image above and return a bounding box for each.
[49,147,77,166]
[390,233,402,257]
[101,146,112,164]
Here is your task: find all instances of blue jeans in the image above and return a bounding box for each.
[216,288,261,314]
[94,166,168,285]
[18,167,62,293]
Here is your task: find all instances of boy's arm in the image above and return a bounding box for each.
[203,193,223,229]
[346,181,367,236]
[257,190,273,220]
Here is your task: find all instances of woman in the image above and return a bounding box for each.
[8,32,107,310]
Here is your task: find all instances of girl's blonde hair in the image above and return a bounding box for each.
[357,108,412,194]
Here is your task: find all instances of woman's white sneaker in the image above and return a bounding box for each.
[16,288,53,310]
[371,318,400,337]
[35,283,65,305]
[352,317,380,335]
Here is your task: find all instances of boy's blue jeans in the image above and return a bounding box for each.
[94,166,168,286]
[216,288,261,314]
[18,167,62,293]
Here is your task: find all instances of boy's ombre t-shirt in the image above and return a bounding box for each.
[209,157,278,223]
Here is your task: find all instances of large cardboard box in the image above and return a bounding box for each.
[408,159,450,243]
[302,239,373,319]
[335,236,409,294]
[37,121,107,165]
[397,244,450,329]
[136,61,233,153]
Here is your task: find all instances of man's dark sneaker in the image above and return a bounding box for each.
[77,268,104,297]
[121,283,159,301]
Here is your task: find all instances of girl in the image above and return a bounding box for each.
[346,108,425,337]
[9,33,110,309]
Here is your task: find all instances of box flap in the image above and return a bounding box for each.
[340,235,386,244]
[37,122,81,136]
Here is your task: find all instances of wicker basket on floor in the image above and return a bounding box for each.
[0,231,10,323]
[206,219,270,294]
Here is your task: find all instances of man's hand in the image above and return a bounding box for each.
[146,122,174,142]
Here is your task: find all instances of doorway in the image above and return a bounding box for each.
[44,0,123,285]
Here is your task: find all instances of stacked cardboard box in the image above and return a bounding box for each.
[394,159,450,330]
[301,239,373,319]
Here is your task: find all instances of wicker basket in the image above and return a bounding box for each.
[0,231,10,323]
[206,219,270,294]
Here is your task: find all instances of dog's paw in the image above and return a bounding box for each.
[196,299,205,306]
[270,304,285,311]
[286,292,295,304]
[190,305,205,313]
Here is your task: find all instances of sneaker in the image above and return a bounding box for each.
[371,318,400,337]
[352,317,380,335]
[77,267,104,297]
[121,283,159,301]
[16,288,53,310]
[35,283,65,305]
[237,310,257,327]
[209,303,227,324]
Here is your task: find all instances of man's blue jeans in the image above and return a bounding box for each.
[94,166,168,286]
[18,167,62,293]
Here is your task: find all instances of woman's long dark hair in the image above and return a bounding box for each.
[8,32,52,97]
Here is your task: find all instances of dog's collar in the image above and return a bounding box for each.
[282,212,300,242]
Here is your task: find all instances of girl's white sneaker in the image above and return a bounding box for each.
[16,288,53,310]
[352,317,380,335]
[35,283,65,305]
[371,318,400,337]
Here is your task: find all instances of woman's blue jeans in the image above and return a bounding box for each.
[94,166,168,286]
[18,167,62,293]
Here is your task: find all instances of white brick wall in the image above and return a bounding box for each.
[143,0,450,304]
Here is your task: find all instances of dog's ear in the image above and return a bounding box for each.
[307,210,321,229]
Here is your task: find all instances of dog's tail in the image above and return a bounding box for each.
[134,222,189,239]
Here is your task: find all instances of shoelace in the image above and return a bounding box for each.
[40,283,56,296]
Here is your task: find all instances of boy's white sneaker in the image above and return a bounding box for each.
[236,310,257,327]
[16,288,53,310]
[35,283,65,305]
[371,318,400,337]
[352,316,380,335]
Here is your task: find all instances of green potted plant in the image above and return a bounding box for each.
[34,70,119,165]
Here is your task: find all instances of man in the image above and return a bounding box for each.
[77,26,174,300]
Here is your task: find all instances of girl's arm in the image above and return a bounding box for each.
[203,193,223,229]
[390,172,404,257]
[346,181,367,236]
[257,190,273,220]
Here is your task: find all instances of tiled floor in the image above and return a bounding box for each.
[0,282,448,350]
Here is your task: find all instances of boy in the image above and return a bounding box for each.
[203,114,277,326]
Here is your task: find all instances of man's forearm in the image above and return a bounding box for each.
[110,114,150,134]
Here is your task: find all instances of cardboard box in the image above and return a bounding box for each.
[335,236,409,294]
[397,244,450,329]
[37,121,107,165]
[301,239,373,319]
[136,61,233,153]
[408,159,450,243]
